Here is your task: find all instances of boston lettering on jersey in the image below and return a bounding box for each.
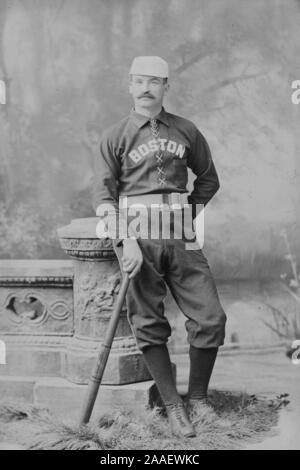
[129,139,185,163]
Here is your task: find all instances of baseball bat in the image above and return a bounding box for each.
[79,272,130,425]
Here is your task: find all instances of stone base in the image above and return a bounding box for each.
[65,336,152,385]
[34,377,158,422]
[0,335,153,385]
[0,375,157,422]
[0,346,64,378]
[0,363,177,422]
[0,335,68,378]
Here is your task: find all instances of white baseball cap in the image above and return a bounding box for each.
[129,56,169,78]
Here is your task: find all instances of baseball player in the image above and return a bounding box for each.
[92,56,226,438]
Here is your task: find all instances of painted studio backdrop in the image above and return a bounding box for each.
[0,0,299,281]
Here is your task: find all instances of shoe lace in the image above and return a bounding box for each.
[169,404,187,425]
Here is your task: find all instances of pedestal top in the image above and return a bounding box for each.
[57,217,101,239]
[57,218,114,259]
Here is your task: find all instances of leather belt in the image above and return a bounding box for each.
[119,193,189,209]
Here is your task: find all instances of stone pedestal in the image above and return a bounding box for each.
[57,217,151,385]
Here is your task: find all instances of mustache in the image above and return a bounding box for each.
[138,93,155,99]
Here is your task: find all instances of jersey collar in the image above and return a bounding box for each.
[130,107,170,128]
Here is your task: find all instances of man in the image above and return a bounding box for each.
[92,56,226,438]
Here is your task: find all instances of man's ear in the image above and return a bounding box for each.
[164,82,170,93]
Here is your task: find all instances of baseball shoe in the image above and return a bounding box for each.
[166,403,196,438]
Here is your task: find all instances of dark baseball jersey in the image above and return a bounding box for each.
[92,107,220,243]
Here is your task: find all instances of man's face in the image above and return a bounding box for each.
[129,75,169,109]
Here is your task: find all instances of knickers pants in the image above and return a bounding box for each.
[113,237,226,351]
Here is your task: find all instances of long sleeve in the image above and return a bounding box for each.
[92,132,134,246]
[187,128,220,218]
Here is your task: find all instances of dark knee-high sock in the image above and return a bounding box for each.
[188,346,218,400]
[142,344,182,407]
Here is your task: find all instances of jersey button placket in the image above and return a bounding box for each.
[150,118,167,187]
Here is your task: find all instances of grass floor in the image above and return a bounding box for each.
[0,390,287,450]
